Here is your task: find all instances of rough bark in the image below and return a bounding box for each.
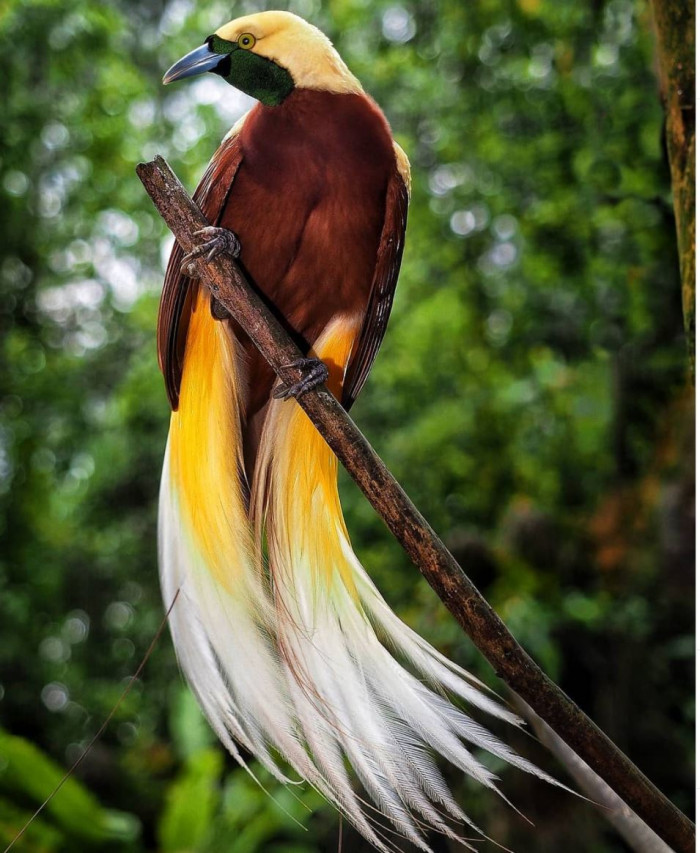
[650,0,695,375]
[137,156,695,853]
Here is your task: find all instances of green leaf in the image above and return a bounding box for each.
[169,686,215,761]
[157,749,223,853]
[0,728,139,845]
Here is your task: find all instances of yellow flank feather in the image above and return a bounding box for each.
[393,141,412,197]
[168,287,250,590]
[253,315,361,600]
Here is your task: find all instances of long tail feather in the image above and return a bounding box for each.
[161,290,326,784]
[160,300,562,850]
[250,316,564,846]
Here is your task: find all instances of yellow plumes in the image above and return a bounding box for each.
[253,315,361,601]
[161,291,556,853]
[215,11,362,95]
[168,289,359,601]
[393,141,412,197]
[168,287,251,590]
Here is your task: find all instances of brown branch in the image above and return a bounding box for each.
[136,155,694,853]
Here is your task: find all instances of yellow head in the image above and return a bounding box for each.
[164,11,362,105]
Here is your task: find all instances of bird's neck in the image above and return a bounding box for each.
[245,88,387,143]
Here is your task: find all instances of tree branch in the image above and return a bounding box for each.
[136,155,694,853]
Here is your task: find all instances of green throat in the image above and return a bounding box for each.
[209,35,295,106]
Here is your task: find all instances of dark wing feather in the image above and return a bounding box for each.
[157,130,245,410]
[341,166,409,410]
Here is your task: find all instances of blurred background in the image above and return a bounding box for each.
[0,0,693,850]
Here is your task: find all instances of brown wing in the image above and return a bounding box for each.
[341,164,409,410]
[157,128,246,410]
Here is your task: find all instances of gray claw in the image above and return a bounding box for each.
[180,226,241,277]
[273,358,329,400]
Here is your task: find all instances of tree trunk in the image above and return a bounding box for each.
[650,0,696,376]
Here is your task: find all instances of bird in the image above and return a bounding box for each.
[158,11,557,851]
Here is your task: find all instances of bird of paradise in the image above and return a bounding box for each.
[158,12,556,850]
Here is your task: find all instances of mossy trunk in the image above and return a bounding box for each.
[650,0,695,378]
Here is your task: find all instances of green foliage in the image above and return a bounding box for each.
[0,0,692,851]
[0,727,139,850]
[159,689,328,853]
[158,748,223,852]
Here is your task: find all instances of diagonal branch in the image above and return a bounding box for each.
[136,155,694,853]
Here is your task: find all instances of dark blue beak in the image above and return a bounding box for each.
[163,43,224,84]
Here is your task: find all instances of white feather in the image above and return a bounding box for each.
[159,308,563,852]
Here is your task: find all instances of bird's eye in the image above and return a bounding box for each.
[238,33,256,50]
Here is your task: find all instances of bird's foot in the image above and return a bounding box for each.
[273,358,329,400]
[180,226,241,277]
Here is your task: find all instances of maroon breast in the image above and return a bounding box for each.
[220,88,395,349]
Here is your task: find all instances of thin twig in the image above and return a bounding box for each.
[136,155,694,853]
